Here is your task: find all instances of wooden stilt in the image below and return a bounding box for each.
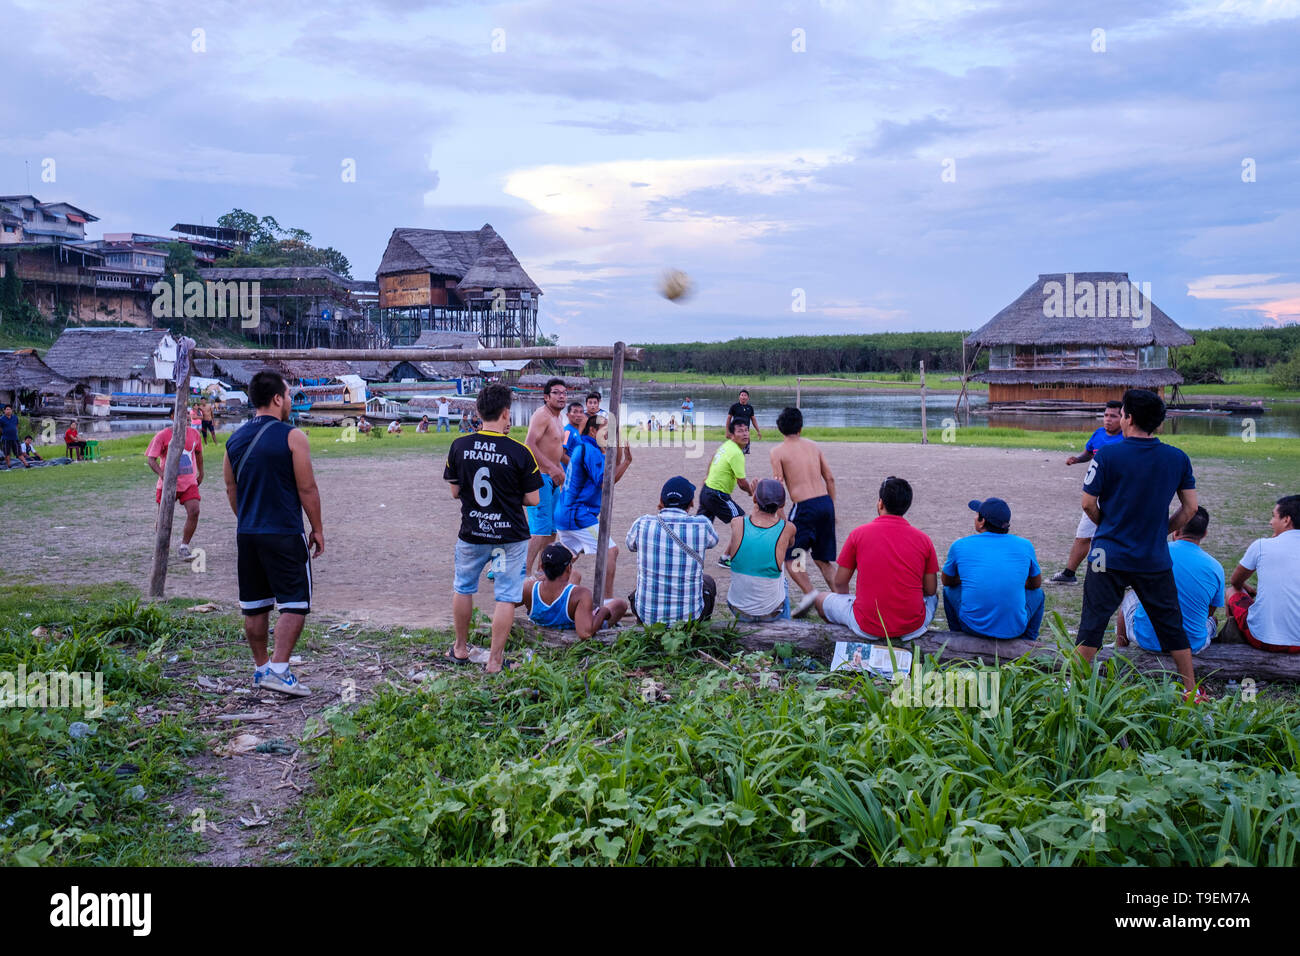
[147,337,195,598]
[592,342,626,608]
[919,361,928,444]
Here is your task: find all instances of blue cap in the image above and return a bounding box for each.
[968,497,1011,530]
[661,476,696,508]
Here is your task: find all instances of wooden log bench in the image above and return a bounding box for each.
[515,619,1300,683]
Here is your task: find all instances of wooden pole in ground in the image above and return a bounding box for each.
[148,338,194,598]
[796,376,801,409]
[920,360,928,444]
[592,341,626,608]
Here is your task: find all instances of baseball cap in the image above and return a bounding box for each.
[660,476,695,508]
[968,497,1011,530]
[754,478,786,510]
[540,544,575,579]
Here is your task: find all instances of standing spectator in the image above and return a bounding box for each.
[1077,389,1200,698]
[941,497,1045,640]
[223,370,324,697]
[1,406,31,469]
[681,395,695,427]
[802,476,939,642]
[524,378,569,577]
[1117,507,1223,654]
[64,422,88,461]
[1051,401,1124,584]
[199,398,218,446]
[146,419,204,561]
[726,389,761,455]
[445,383,543,673]
[585,390,608,417]
[770,406,838,610]
[724,479,797,622]
[436,398,451,432]
[1225,495,1300,652]
[563,401,584,460]
[626,477,719,624]
[555,412,632,593]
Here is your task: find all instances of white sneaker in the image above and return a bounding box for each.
[258,668,311,697]
[177,543,194,561]
[252,665,270,689]
[793,591,820,618]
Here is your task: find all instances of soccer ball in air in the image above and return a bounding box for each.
[659,269,693,302]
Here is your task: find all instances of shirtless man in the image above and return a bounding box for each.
[769,406,837,614]
[524,377,569,575]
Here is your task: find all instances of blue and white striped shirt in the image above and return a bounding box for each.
[625,508,719,624]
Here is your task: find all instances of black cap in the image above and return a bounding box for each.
[660,476,695,508]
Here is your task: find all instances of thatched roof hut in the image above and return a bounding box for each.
[387,331,483,379]
[0,349,80,409]
[44,328,178,392]
[377,225,541,295]
[966,273,1193,404]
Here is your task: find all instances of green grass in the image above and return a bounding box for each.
[294,624,1300,866]
[0,587,225,865]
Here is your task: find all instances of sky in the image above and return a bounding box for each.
[3,0,1298,343]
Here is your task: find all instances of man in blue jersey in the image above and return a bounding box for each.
[1076,389,1200,698]
[1116,507,1224,654]
[562,401,584,461]
[1051,401,1124,584]
[223,371,324,697]
[942,497,1045,640]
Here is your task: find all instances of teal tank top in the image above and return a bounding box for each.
[729,517,785,578]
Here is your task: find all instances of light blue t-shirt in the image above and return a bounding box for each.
[942,532,1042,638]
[562,424,580,456]
[1131,540,1225,653]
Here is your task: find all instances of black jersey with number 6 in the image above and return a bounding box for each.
[444,429,543,544]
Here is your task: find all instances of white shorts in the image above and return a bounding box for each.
[821,592,937,642]
[1075,512,1098,538]
[557,525,604,555]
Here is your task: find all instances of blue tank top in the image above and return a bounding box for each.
[729,517,785,578]
[529,581,576,629]
[226,415,303,534]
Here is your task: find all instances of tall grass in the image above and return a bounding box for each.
[297,627,1300,866]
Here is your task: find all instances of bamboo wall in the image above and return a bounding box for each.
[988,383,1166,404]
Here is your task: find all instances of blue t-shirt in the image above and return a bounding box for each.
[562,424,580,457]
[1082,437,1195,572]
[0,415,18,442]
[1131,540,1224,652]
[942,532,1042,638]
[1084,426,1124,456]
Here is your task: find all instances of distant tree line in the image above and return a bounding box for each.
[634,333,976,376]
[1171,326,1300,385]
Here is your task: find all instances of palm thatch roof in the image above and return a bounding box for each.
[198,266,354,285]
[194,358,288,387]
[44,328,173,381]
[0,350,79,395]
[966,274,1194,348]
[394,331,483,377]
[377,224,541,294]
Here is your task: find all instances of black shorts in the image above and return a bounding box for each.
[1,438,21,457]
[787,494,837,564]
[238,532,312,616]
[700,485,742,524]
[201,420,216,435]
[1077,565,1186,651]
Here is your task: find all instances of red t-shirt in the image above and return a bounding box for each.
[146,426,202,493]
[64,427,80,443]
[838,515,939,637]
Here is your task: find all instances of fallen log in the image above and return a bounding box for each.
[513,618,1300,682]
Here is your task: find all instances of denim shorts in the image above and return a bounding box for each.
[454,538,528,603]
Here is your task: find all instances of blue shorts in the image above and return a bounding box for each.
[454,538,528,603]
[526,474,558,536]
[787,494,837,564]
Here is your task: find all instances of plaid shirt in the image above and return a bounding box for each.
[625,508,719,624]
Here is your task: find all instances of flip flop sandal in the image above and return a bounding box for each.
[444,646,473,665]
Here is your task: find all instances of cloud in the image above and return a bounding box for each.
[1186,274,1300,324]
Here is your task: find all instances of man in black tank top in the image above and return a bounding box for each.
[223,371,324,697]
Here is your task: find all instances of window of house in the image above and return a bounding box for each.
[989,345,1014,369]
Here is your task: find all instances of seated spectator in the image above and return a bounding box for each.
[387,419,402,434]
[356,416,372,433]
[1225,495,1300,652]
[19,436,43,462]
[625,476,719,625]
[724,479,797,622]
[64,423,88,461]
[800,476,938,641]
[522,544,629,637]
[458,414,473,434]
[416,415,430,433]
[941,497,1045,640]
[1116,506,1223,654]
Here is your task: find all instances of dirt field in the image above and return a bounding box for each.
[7,439,1253,632]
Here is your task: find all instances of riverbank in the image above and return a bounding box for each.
[622,369,982,393]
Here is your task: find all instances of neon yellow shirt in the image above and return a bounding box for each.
[705,440,746,494]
